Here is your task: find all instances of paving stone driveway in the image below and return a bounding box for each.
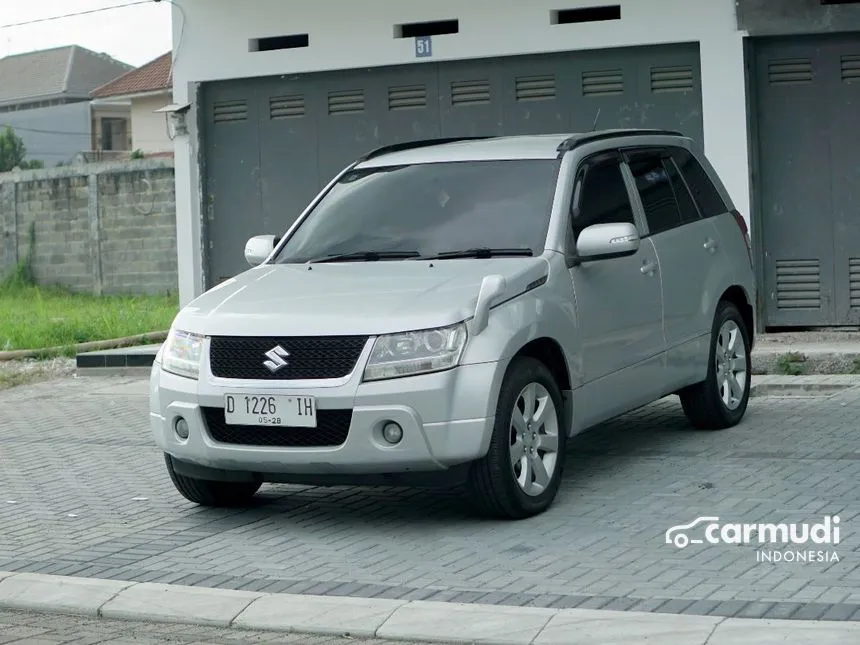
[1,376,859,622]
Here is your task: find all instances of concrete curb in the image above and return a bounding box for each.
[752,345,860,376]
[1,572,859,644]
[750,374,860,396]
[0,331,167,363]
[70,342,860,375]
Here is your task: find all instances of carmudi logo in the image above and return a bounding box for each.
[664,515,841,563]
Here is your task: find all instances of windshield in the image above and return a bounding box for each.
[271,159,561,263]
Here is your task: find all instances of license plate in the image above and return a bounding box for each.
[224,394,316,428]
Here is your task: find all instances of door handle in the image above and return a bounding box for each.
[640,261,657,276]
[704,238,718,253]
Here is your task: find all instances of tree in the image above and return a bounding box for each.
[0,126,43,172]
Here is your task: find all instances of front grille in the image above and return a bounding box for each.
[202,407,352,447]
[209,335,368,380]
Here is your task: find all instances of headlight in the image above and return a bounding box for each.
[162,329,204,380]
[363,323,467,381]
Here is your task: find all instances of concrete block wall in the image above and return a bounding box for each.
[0,158,177,295]
[98,168,177,294]
[15,175,91,290]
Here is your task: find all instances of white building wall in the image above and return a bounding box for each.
[131,95,173,153]
[171,0,751,305]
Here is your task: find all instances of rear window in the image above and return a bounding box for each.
[669,148,728,218]
[272,159,562,263]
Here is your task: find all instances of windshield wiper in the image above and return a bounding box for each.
[307,250,421,264]
[425,247,534,260]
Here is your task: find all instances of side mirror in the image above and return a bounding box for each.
[244,235,277,266]
[575,222,640,262]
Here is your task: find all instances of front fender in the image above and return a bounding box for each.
[460,275,582,388]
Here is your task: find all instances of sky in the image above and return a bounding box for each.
[0,0,172,67]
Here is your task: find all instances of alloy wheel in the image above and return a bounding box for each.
[714,319,748,411]
[509,382,560,497]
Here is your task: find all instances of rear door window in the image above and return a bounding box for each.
[664,156,702,225]
[669,148,728,218]
[628,151,683,236]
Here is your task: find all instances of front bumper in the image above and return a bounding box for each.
[149,341,501,477]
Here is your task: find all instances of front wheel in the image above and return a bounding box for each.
[468,356,567,519]
[164,454,262,507]
[679,300,751,430]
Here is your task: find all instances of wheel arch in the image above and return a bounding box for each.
[511,337,572,392]
[719,285,755,350]
[508,337,574,437]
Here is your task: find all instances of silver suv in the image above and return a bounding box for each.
[149,129,755,519]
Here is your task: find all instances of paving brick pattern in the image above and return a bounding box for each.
[0,609,421,644]
[1,376,859,622]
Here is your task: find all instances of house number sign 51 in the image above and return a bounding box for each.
[415,36,432,58]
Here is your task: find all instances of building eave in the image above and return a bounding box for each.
[91,88,172,104]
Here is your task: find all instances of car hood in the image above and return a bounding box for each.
[174,257,551,337]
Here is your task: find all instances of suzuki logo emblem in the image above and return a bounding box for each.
[263,345,290,373]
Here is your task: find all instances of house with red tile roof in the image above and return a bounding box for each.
[90,52,173,155]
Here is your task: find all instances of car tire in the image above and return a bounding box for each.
[164,454,262,507]
[468,356,567,519]
[679,300,752,430]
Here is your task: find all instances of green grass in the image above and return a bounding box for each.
[775,351,807,376]
[0,283,178,356]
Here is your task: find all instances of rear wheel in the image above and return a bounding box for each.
[679,300,751,430]
[468,356,567,519]
[164,454,261,507]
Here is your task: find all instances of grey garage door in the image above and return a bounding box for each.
[753,34,860,327]
[200,43,703,285]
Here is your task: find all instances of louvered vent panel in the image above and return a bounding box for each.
[270,95,305,119]
[850,258,860,308]
[213,100,248,123]
[776,259,821,309]
[651,66,694,93]
[582,70,623,97]
[768,59,813,85]
[328,90,365,115]
[515,75,556,101]
[389,85,427,110]
[451,80,491,106]
[842,55,860,83]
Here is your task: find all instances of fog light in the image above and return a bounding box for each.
[174,417,190,440]
[382,421,403,445]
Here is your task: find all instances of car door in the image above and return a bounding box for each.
[567,150,667,430]
[624,147,724,391]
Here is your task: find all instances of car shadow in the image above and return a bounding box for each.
[182,395,758,525]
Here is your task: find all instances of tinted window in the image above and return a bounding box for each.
[572,161,635,240]
[629,153,682,235]
[670,148,728,218]
[272,159,561,262]
[664,157,701,224]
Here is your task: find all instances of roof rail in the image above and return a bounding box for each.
[357,136,494,162]
[556,129,685,156]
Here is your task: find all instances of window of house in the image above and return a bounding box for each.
[100,117,129,151]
